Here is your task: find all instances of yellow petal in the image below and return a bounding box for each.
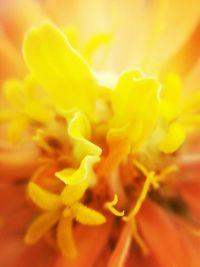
[57,217,77,259]
[63,26,79,50]
[182,90,200,114]
[56,155,100,186]
[67,111,102,161]
[23,22,96,115]
[82,33,112,64]
[160,73,182,121]
[24,101,52,123]
[71,202,106,225]
[25,210,60,244]
[7,117,28,144]
[111,70,161,149]
[159,122,186,153]
[61,180,89,206]
[3,79,24,109]
[28,182,62,210]
[0,110,13,121]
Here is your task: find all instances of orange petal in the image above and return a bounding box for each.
[0,0,46,49]
[0,132,39,180]
[161,23,200,78]
[172,216,200,267]
[55,218,112,267]
[179,180,200,221]
[0,29,25,82]
[137,200,189,267]
[107,223,132,267]
[146,0,200,72]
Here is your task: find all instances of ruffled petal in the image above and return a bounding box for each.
[67,111,102,161]
[107,224,132,267]
[23,23,96,115]
[137,200,190,267]
[111,70,161,150]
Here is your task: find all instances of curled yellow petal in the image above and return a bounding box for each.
[83,33,112,64]
[56,155,100,186]
[61,180,89,206]
[104,194,124,217]
[71,203,106,225]
[3,79,24,109]
[160,73,182,121]
[28,182,62,211]
[23,22,96,115]
[67,111,102,161]
[56,112,101,186]
[7,117,28,144]
[159,122,186,153]
[111,70,161,150]
[57,217,77,259]
[63,26,79,50]
[25,210,60,244]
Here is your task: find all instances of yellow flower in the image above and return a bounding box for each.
[1,2,200,266]
[25,180,106,258]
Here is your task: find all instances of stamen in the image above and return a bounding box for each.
[132,159,149,177]
[152,164,178,189]
[104,194,125,217]
[124,172,155,221]
[130,219,149,255]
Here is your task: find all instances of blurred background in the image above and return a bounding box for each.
[0,0,200,86]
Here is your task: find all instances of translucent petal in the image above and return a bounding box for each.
[71,203,106,225]
[28,182,62,210]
